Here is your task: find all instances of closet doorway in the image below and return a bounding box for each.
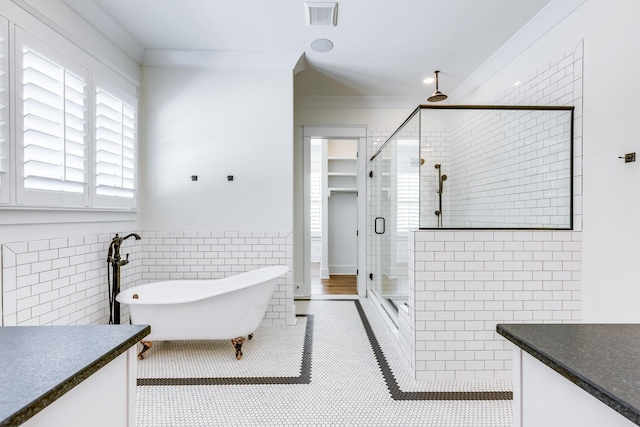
[302,126,366,297]
[310,139,357,294]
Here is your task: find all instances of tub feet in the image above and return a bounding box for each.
[231,337,245,360]
[138,340,153,360]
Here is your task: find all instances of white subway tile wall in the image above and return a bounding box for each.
[495,40,583,231]
[444,109,572,228]
[2,234,141,326]
[407,230,581,380]
[140,230,294,326]
[2,230,294,327]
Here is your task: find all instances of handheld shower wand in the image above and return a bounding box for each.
[439,174,447,193]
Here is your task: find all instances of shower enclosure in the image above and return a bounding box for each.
[368,105,574,320]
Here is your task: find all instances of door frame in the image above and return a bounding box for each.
[302,125,367,297]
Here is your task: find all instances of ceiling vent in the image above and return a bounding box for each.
[305,2,338,27]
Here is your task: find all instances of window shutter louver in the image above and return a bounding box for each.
[95,87,136,199]
[396,141,420,232]
[22,46,87,194]
[397,172,419,231]
[0,17,8,203]
[310,172,322,236]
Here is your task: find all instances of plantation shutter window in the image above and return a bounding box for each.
[310,139,323,237]
[94,82,137,208]
[396,172,419,232]
[16,29,89,207]
[6,27,138,213]
[0,16,8,204]
[22,47,87,193]
[396,141,420,232]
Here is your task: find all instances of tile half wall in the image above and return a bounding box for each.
[1,230,294,327]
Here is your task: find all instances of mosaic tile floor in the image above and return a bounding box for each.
[137,316,311,384]
[136,298,513,426]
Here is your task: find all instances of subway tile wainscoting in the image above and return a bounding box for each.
[140,230,295,326]
[1,234,142,327]
[1,230,294,327]
[404,230,581,380]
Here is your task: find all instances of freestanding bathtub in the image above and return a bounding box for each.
[116,265,289,360]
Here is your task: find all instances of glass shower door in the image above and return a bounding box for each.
[369,124,420,322]
[370,144,395,318]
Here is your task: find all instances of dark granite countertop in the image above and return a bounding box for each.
[0,324,150,427]
[497,323,640,426]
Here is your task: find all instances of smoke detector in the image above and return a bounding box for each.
[305,2,338,26]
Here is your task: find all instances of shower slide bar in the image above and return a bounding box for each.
[434,164,447,228]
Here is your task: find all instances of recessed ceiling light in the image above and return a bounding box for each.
[423,77,435,84]
[310,38,333,53]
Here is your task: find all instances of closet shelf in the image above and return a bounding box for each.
[328,187,357,197]
[327,172,357,176]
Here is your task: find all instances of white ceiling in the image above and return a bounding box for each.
[62,0,557,99]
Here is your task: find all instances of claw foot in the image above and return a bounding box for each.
[231,337,245,360]
[138,340,153,360]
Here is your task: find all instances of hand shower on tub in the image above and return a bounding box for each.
[434,164,447,228]
[107,233,141,324]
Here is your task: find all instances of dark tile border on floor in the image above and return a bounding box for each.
[137,314,313,386]
[137,299,513,401]
[347,299,513,401]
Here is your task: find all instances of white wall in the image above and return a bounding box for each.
[460,0,640,322]
[141,66,293,231]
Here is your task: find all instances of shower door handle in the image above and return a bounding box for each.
[375,217,386,234]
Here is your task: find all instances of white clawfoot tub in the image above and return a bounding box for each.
[116,265,289,360]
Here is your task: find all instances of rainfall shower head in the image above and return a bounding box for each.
[427,71,448,102]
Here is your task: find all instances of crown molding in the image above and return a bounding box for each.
[295,95,425,109]
[58,0,144,63]
[142,48,302,71]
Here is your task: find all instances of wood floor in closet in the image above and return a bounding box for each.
[310,263,357,295]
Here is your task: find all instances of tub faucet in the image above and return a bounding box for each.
[107,233,141,263]
[107,232,141,324]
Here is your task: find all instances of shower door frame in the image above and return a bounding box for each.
[414,104,575,230]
